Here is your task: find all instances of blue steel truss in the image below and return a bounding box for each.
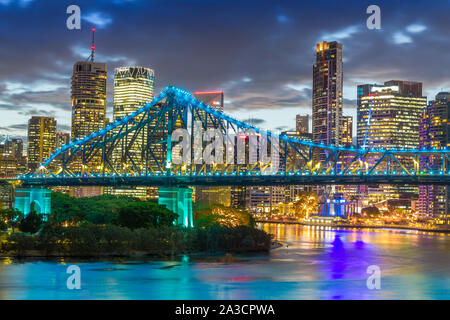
[17,86,450,187]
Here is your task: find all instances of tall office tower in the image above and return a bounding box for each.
[27,116,57,172]
[296,114,309,136]
[357,81,427,205]
[71,61,107,144]
[418,92,450,220]
[107,66,155,199]
[70,30,107,197]
[312,41,343,147]
[0,137,26,177]
[340,116,353,145]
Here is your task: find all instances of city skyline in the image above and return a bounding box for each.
[1,0,450,144]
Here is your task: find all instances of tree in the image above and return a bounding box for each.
[361,206,380,219]
[0,208,23,231]
[293,191,318,219]
[19,209,43,234]
[194,203,254,227]
[50,192,83,226]
[113,202,178,230]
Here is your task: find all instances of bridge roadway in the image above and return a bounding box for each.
[10,172,450,187]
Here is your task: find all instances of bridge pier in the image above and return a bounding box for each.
[158,187,193,228]
[14,188,51,219]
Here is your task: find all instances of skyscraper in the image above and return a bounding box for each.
[70,31,107,197]
[27,116,56,171]
[418,92,450,220]
[71,61,107,143]
[357,80,427,205]
[107,66,155,199]
[312,41,343,147]
[340,116,353,145]
[296,114,309,136]
[357,81,426,150]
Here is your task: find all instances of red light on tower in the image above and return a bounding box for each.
[90,27,96,62]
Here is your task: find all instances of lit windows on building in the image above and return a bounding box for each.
[27,116,57,171]
[418,92,450,219]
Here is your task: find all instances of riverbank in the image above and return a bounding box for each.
[256,220,450,234]
[0,224,272,258]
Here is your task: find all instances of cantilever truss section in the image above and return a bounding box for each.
[25,87,450,180]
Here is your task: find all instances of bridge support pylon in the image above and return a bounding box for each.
[158,187,194,228]
[14,188,51,219]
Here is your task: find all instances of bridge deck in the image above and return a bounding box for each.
[15,174,450,187]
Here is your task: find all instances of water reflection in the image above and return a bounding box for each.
[0,224,449,300]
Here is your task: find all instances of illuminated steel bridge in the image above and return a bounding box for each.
[17,86,450,186]
[10,86,450,225]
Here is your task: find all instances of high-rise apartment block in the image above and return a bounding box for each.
[340,116,353,145]
[27,116,57,171]
[296,114,309,136]
[312,41,343,146]
[419,92,450,220]
[71,61,107,142]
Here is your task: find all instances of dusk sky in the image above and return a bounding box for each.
[1,0,450,144]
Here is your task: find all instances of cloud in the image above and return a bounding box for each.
[242,118,266,126]
[82,11,113,28]
[392,32,413,44]
[0,0,450,136]
[0,0,34,7]
[406,24,427,33]
[277,15,291,24]
[321,25,360,41]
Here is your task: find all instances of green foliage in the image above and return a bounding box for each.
[113,202,178,230]
[19,209,43,234]
[50,192,138,225]
[293,191,318,219]
[1,224,272,256]
[194,203,254,227]
[0,219,7,231]
[0,208,23,230]
[2,232,36,256]
[362,206,380,218]
[184,225,271,253]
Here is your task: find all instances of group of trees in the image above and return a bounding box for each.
[293,191,318,219]
[0,207,43,233]
[0,192,178,234]
[1,192,273,256]
[193,203,254,228]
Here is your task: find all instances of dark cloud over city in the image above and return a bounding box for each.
[0,0,449,137]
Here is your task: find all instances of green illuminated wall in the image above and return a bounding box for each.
[158,187,193,227]
[14,188,51,218]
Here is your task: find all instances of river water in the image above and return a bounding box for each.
[0,223,449,300]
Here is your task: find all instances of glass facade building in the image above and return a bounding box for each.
[418,92,450,220]
[312,41,343,147]
[27,116,56,172]
[357,81,427,205]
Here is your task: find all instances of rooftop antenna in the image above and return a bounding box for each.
[89,27,96,62]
